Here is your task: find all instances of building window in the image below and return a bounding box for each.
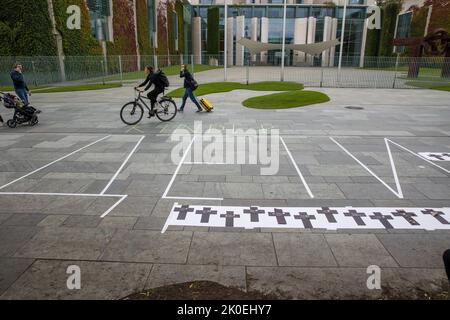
[87,0,111,41]
[148,0,156,47]
[394,11,412,53]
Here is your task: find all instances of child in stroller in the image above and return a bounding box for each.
[0,92,40,128]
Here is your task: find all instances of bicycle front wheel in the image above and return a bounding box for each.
[156,98,177,122]
[120,102,144,125]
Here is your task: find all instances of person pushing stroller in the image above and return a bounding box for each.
[10,63,31,105]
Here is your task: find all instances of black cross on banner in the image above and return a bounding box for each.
[294,212,316,229]
[174,205,194,220]
[344,209,366,226]
[391,209,419,226]
[268,208,290,225]
[317,207,339,223]
[243,207,265,222]
[429,154,446,161]
[195,207,218,223]
[220,211,240,227]
[421,209,450,225]
[370,212,394,229]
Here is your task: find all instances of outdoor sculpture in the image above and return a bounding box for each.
[393,28,450,78]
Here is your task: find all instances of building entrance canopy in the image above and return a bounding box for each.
[237,38,341,56]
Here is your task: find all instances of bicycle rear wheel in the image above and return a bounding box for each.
[155,98,177,122]
[121,102,144,125]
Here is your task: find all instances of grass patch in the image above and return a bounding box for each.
[364,66,442,77]
[95,64,223,83]
[243,90,330,109]
[34,83,122,93]
[168,81,304,98]
[406,81,450,92]
[0,85,49,92]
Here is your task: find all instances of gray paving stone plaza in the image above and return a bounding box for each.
[0,83,449,299]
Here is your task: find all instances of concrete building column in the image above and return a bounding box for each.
[251,17,258,62]
[329,18,338,67]
[132,0,141,70]
[261,17,269,64]
[192,16,202,64]
[294,18,308,65]
[227,17,234,66]
[47,0,66,81]
[359,18,369,68]
[322,16,332,67]
[306,17,316,66]
[236,15,245,66]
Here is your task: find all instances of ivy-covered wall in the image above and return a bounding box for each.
[175,1,185,55]
[136,0,152,56]
[167,1,176,55]
[409,6,428,38]
[207,7,219,55]
[106,0,138,71]
[156,0,169,55]
[426,0,450,34]
[53,0,102,56]
[379,0,402,57]
[0,0,57,56]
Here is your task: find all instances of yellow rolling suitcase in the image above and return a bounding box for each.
[199,98,214,112]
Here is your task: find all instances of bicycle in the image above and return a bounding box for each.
[120,89,177,125]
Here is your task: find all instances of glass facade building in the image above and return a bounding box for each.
[190,3,368,66]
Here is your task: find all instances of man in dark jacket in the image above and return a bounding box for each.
[135,65,164,117]
[179,64,202,113]
[10,63,31,105]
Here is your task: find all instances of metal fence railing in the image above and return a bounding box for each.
[1,54,449,89]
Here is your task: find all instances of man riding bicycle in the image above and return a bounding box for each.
[135,65,165,118]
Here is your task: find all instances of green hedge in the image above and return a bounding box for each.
[207,7,220,55]
[53,0,102,56]
[379,0,402,57]
[0,0,57,56]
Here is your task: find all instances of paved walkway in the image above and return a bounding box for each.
[0,86,449,299]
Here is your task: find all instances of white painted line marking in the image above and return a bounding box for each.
[330,137,403,198]
[184,162,227,165]
[387,140,450,174]
[384,138,404,198]
[0,135,111,191]
[162,137,196,199]
[126,124,144,134]
[162,202,180,233]
[100,135,145,195]
[0,192,124,198]
[100,195,128,218]
[164,196,223,201]
[280,136,314,199]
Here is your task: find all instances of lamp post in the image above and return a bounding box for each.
[281,0,287,82]
[224,0,228,81]
[337,0,348,79]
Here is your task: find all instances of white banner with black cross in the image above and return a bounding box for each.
[162,204,450,233]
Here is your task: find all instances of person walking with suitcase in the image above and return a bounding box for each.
[179,64,203,113]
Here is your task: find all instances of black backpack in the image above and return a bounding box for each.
[156,70,170,88]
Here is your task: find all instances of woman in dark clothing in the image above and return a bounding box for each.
[135,65,164,117]
[179,64,202,113]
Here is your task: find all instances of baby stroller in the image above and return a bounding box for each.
[0,92,39,128]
